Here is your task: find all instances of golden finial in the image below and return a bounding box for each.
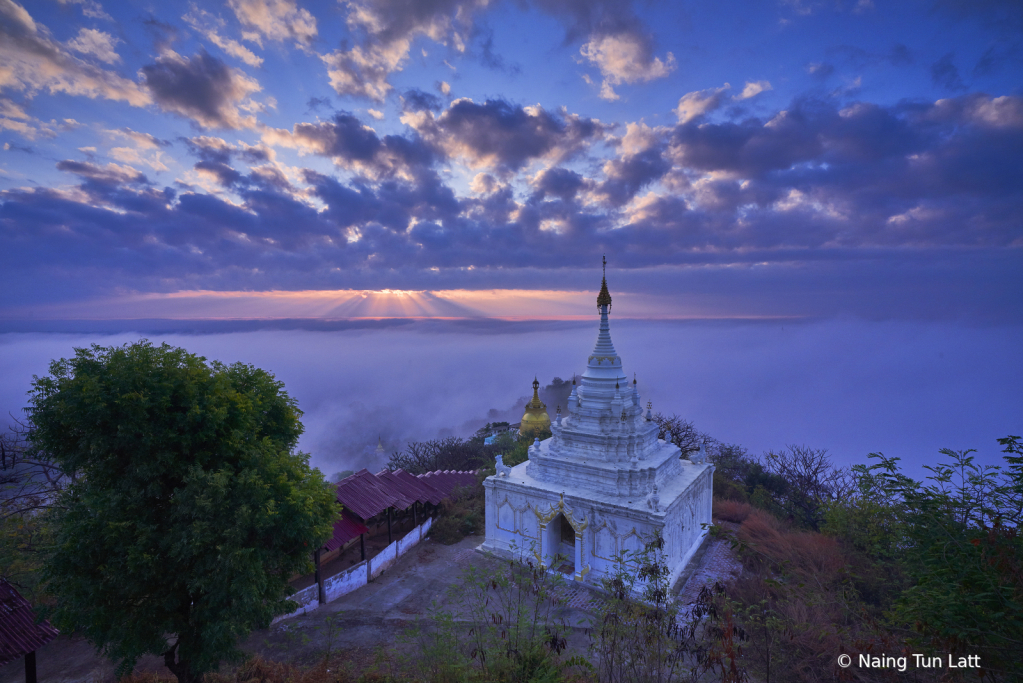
[633,373,637,385]
[597,255,612,309]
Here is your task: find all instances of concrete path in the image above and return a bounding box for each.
[3,525,742,682]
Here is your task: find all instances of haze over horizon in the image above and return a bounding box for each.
[2,316,1020,482]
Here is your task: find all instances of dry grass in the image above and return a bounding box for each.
[713,498,752,523]
[737,509,846,583]
[719,507,873,683]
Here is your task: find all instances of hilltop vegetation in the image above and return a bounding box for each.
[2,355,1019,682]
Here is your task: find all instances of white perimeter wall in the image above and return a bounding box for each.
[273,515,434,624]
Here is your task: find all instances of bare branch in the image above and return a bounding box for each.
[0,415,70,519]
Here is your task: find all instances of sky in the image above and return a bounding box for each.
[0,0,1020,319]
[1,0,1021,476]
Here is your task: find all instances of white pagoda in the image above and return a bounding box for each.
[481,260,714,589]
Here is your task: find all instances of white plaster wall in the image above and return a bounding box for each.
[483,464,713,589]
[272,584,319,624]
[324,560,368,602]
[369,539,398,578]
[274,517,435,623]
[398,526,421,555]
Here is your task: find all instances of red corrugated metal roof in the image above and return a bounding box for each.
[335,469,401,519]
[373,470,417,510]
[376,469,439,507]
[391,469,445,505]
[417,470,480,498]
[335,468,480,521]
[0,580,58,667]
[323,508,370,551]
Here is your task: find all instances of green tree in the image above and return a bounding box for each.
[30,341,336,683]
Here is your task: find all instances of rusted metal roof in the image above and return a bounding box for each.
[373,470,418,510]
[417,470,480,498]
[335,468,480,521]
[323,508,370,551]
[376,469,440,506]
[335,469,400,519]
[0,580,58,667]
[390,469,446,505]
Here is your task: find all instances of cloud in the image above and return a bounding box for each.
[104,129,172,172]
[806,61,834,79]
[109,128,171,150]
[140,51,262,129]
[227,0,317,48]
[404,98,609,174]
[321,39,410,102]
[66,28,120,64]
[931,52,966,91]
[0,0,151,106]
[0,96,58,139]
[183,5,264,68]
[320,0,488,101]
[530,167,585,202]
[55,0,112,21]
[402,88,443,113]
[262,111,436,181]
[55,159,148,185]
[738,80,772,100]
[579,32,676,101]
[592,125,671,207]
[674,84,731,123]
[0,88,1020,316]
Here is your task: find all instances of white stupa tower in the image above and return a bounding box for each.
[481,258,714,588]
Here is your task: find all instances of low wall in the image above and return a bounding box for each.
[368,539,398,578]
[272,583,319,624]
[324,560,367,602]
[274,516,434,623]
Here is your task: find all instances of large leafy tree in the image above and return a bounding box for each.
[30,341,336,683]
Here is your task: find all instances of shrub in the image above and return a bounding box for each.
[429,481,485,545]
[713,499,751,524]
[590,530,720,683]
[401,546,585,683]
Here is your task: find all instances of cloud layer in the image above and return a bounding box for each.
[0,0,1020,323]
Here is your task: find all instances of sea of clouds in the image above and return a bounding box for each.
[1,318,1020,480]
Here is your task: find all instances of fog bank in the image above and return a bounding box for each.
[1,318,1019,479]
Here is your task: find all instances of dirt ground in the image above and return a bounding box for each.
[3,529,740,683]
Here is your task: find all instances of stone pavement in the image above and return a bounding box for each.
[676,526,743,606]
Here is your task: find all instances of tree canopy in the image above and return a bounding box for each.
[30,341,336,683]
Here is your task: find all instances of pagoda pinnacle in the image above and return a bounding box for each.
[597,254,612,310]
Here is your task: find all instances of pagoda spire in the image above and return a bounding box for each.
[597,254,612,310]
[589,256,619,363]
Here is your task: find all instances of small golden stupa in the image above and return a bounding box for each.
[518,377,551,437]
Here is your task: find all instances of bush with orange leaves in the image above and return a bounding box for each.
[713,437,1023,683]
[713,508,860,683]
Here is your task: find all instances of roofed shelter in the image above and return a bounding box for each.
[0,579,58,683]
[308,467,478,602]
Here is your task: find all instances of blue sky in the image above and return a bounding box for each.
[1,0,1021,320]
